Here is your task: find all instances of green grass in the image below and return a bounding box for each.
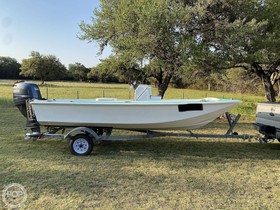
[1,81,280,209]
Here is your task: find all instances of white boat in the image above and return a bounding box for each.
[254,102,280,141]
[29,85,241,130]
[256,102,280,129]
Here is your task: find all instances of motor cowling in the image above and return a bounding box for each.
[13,82,42,131]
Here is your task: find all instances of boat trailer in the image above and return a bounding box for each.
[24,112,259,156]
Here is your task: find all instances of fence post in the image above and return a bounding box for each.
[46,87,48,99]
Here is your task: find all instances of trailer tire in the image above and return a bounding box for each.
[69,134,93,156]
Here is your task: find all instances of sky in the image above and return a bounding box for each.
[0,0,111,68]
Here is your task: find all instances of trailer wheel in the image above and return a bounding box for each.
[69,134,93,156]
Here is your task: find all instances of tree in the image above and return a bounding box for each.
[68,63,90,81]
[0,56,21,79]
[80,0,280,100]
[79,0,193,98]
[87,55,140,83]
[20,51,67,84]
[188,0,280,102]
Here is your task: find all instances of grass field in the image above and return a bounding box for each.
[1,80,280,209]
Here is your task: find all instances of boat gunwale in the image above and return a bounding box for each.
[30,99,241,106]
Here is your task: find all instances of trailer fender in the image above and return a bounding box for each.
[64,127,101,141]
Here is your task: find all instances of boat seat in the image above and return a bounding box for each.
[96,98,117,101]
[200,97,220,102]
[150,96,161,100]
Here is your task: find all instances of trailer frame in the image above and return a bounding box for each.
[23,112,260,155]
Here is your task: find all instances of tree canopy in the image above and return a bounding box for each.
[0,56,21,79]
[68,62,90,81]
[79,0,280,101]
[20,51,67,84]
[79,0,192,97]
[88,55,142,83]
[190,0,280,101]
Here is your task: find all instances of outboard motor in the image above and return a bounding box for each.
[13,82,42,132]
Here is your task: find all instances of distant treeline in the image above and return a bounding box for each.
[0,55,265,96]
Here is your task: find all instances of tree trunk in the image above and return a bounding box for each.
[261,74,276,102]
[278,80,280,98]
[157,74,172,98]
[252,62,276,102]
[40,71,45,85]
[208,83,211,91]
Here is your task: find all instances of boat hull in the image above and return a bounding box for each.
[30,98,241,130]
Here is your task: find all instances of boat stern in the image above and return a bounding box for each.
[13,81,42,132]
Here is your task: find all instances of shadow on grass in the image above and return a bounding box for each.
[86,121,279,160]
[95,138,280,160]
